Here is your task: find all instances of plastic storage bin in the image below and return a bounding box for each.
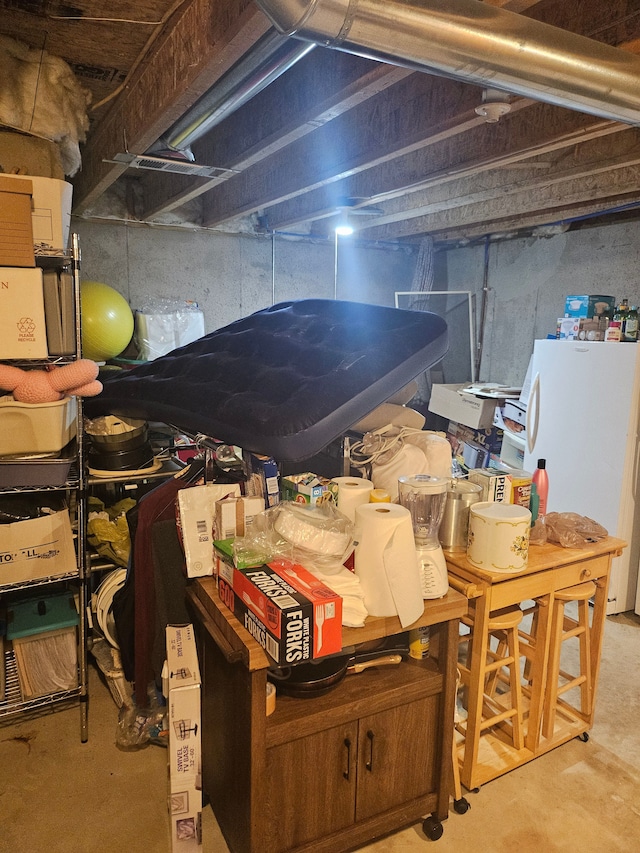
[0,395,77,456]
[7,592,79,699]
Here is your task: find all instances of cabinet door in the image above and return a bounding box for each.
[356,694,439,822]
[264,722,358,852]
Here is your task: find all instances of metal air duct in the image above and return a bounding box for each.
[157,27,314,156]
[255,0,640,127]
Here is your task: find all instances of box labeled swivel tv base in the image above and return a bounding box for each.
[165,624,202,853]
[218,558,342,664]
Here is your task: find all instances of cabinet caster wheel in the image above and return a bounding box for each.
[577,731,589,743]
[423,817,444,841]
[453,797,470,814]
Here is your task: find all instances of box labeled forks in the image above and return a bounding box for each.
[218,558,342,664]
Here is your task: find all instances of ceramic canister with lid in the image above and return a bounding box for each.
[467,501,531,572]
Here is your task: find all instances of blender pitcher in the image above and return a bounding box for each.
[398,475,449,599]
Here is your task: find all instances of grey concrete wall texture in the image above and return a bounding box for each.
[73,217,640,391]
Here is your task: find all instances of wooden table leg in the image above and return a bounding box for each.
[459,596,490,791]
[524,594,552,751]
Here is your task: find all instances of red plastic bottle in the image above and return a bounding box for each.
[532,459,549,517]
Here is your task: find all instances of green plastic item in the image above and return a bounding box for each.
[7,593,79,640]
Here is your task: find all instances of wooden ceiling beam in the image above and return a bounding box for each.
[72,0,269,213]
[264,100,617,230]
[364,160,640,241]
[140,51,412,218]
[200,73,488,226]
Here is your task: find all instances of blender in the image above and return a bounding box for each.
[398,474,449,599]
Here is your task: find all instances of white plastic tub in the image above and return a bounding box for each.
[0,395,77,456]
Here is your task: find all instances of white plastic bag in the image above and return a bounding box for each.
[349,425,452,500]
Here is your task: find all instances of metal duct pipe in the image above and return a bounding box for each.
[255,0,640,126]
[159,27,314,155]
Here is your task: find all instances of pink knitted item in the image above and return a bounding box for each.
[0,360,103,403]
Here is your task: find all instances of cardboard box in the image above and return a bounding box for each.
[577,316,608,342]
[43,268,76,355]
[280,472,339,505]
[428,383,498,430]
[166,624,202,852]
[0,172,72,256]
[556,317,580,340]
[0,175,35,267]
[7,592,78,699]
[467,468,510,503]
[244,452,280,507]
[218,559,342,664]
[213,537,265,572]
[508,469,533,509]
[0,266,48,358]
[564,294,615,319]
[0,509,76,585]
[447,421,504,454]
[214,495,265,540]
[0,130,64,179]
[502,399,527,428]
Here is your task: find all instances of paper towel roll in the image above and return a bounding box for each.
[467,501,531,572]
[334,476,374,523]
[353,503,423,627]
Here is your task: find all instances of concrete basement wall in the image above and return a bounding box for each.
[73,217,640,391]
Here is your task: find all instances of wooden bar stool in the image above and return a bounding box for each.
[457,604,525,751]
[542,580,596,739]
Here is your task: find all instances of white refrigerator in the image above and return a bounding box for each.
[522,339,640,615]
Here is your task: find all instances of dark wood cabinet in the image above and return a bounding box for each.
[188,578,466,852]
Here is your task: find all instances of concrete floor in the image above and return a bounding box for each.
[1,610,639,853]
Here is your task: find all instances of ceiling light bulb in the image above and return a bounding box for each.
[335,222,354,236]
[475,88,512,123]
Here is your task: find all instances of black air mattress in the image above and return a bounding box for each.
[85,299,448,461]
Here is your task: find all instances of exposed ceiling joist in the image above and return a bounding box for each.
[3,0,640,244]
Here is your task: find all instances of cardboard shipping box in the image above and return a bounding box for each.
[0,172,72,256]
[0,266,48,359]
[0,509,76,585]
[166,624,202,853]
[280,472,339,505]
[0,130,65,179]
[214,495,265,540]
[428,383,498,430]
[243,452,280,507]
[0,175,35,267]
[218,558,342,664]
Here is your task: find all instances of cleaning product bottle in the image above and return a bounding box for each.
[532,459,549,517]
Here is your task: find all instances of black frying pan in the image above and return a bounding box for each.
[269,649,404,698]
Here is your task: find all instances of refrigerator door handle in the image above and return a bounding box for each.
[527,372,540,454]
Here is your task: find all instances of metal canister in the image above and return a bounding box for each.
[439,479,482,552]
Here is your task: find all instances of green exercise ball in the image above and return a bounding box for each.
[80,281,134,362]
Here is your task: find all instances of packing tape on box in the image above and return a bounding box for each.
[333,476,374,522]
[266,681,276,716]
[274,504,351,557]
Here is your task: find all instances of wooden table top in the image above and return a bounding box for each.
[444,536,627,585]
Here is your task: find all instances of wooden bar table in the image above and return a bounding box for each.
[445,536,626,791]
